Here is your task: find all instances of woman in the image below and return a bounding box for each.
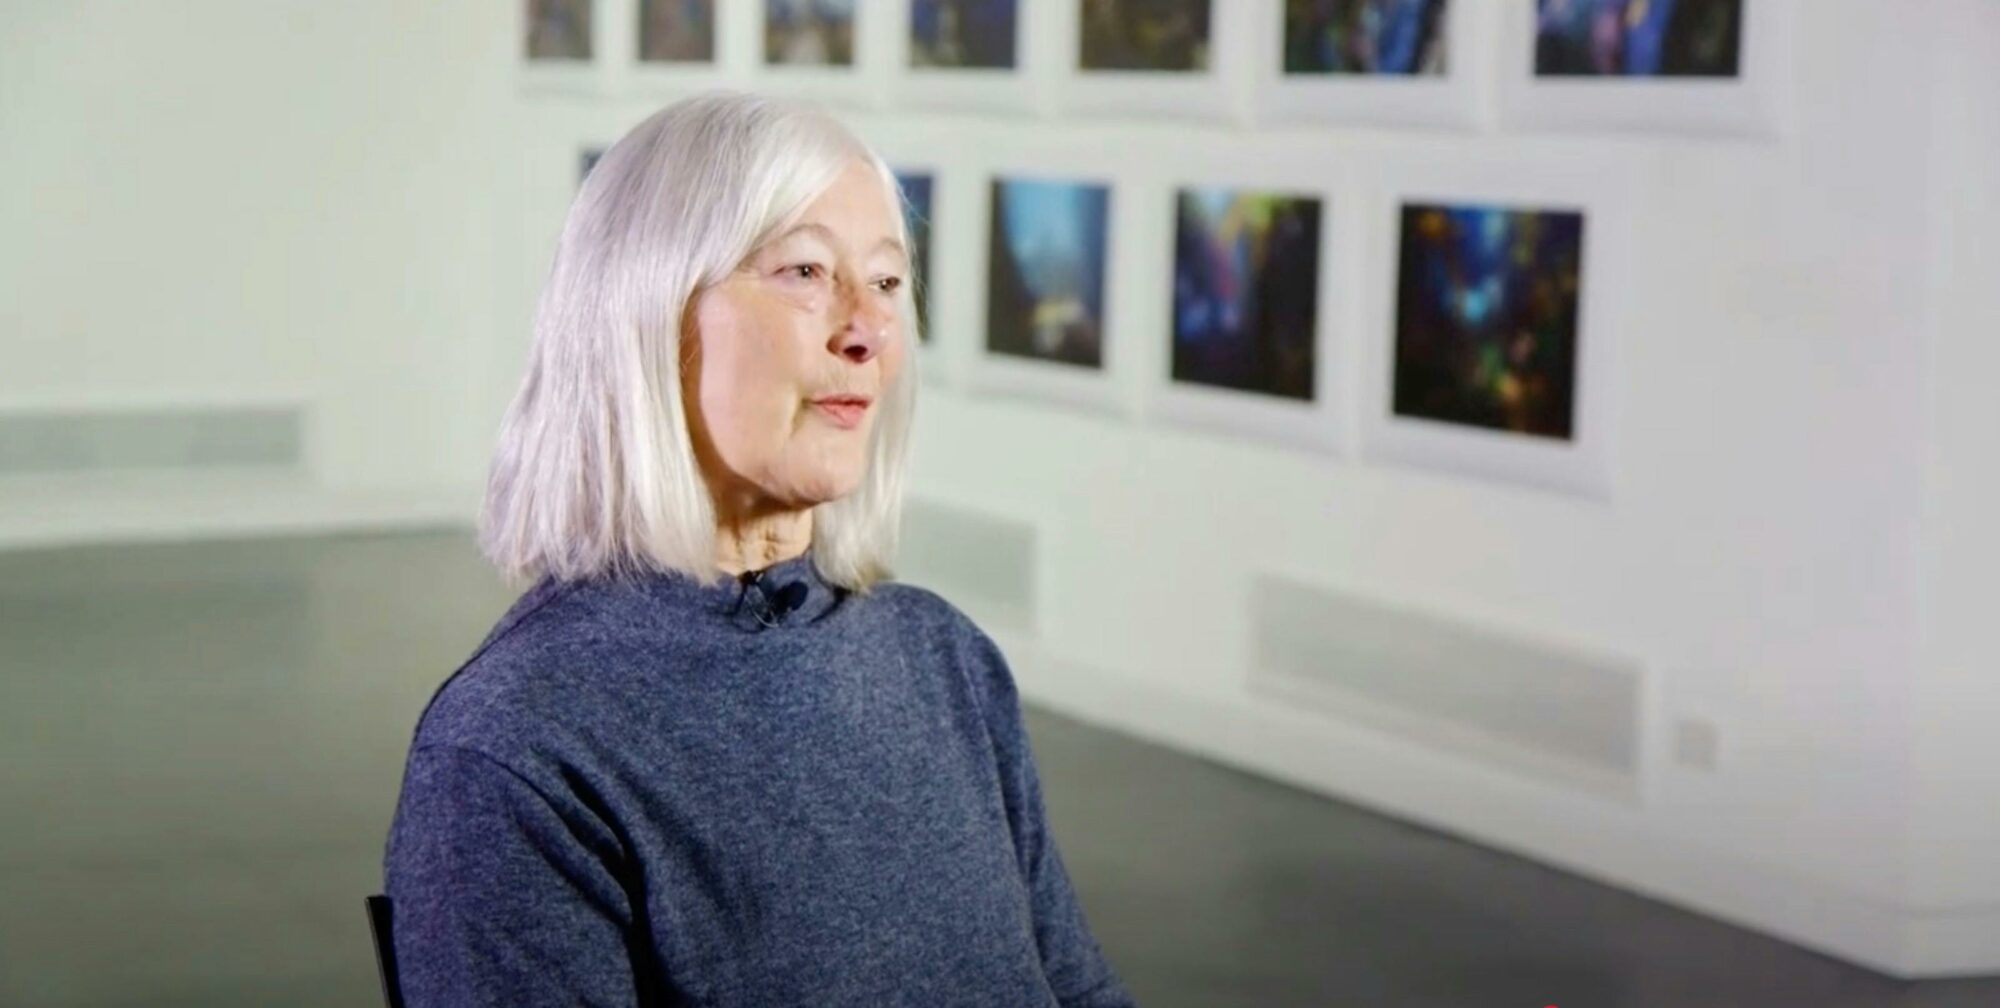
[380,91,1137,1007]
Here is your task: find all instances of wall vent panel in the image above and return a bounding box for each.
[0,406,304,475]
[1249,574,1643,799]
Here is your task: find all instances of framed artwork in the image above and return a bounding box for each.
[1254,0,1488,129]
[764,0,856,66]
[1498,0,1793,136]
[1079,0,1210,70]
[1358,157,1625,497]
[522,0,604,94]
[1534,0,1743,76]
[1283,0,1450,74]
[638,0,716,63]
[752,0,884,107]
[911,0,1019,68]
[971,175,1122,413]
[527,0,594,60]
[1149,187,1343,454]
[1392,202,1584,439]
[630,0,755,92]
[1053,0,1247,122]
[892,169,937,346]
[887,0,1037,114]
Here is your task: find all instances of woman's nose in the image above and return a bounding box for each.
[829,281,889,364]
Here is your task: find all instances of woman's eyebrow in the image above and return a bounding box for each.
[772,222,906,263]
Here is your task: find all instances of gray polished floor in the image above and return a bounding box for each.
[0,529,1992,1007]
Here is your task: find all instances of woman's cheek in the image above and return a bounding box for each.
[882,324,907,379]
[774,281,826,314]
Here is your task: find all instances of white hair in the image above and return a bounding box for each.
[478,90,919,593]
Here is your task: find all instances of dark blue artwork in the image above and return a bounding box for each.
[1535,0,1742,77]
[911,0,1018,68]
[986,179,1110,368]
[1393,203,1585,439]
[1283,0,1449,75]
[893,170,934,342]
[1172,190,1322,401]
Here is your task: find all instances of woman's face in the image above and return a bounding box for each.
[685,157,908,512]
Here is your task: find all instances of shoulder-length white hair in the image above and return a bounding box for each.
[478,90,919,593]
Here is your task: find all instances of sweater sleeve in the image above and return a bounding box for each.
[383,744,645,1007]
[968,631,1139,1008]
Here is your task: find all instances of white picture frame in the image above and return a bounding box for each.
[1051,0,1251,124]
[886,162,950,387]
[869,129,1003,392]
[519,0,611,97]
[622,0,745,95]
[1497,0,1795,138]
[750,0,888,110]
[1143,180,1348,458]
[885,0,1045,116]
[1252,0,1490,131]
[1357,153,1629,499]
[965,168,1131,418]
[966,352,1126,416]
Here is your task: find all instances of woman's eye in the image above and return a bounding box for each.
[873,276,903,293]
[784,263,824,281]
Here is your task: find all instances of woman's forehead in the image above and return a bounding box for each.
[805,164,896,224]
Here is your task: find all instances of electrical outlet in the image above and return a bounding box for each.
[1673,716,1720,772]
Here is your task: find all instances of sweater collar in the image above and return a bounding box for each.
[628,551,847,633]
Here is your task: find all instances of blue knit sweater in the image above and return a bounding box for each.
[381,551,1136,1007]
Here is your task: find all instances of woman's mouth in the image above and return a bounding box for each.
[809,394,872,429]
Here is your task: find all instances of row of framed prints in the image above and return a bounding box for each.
[576,144,1624,499]
[526,0,1791,136]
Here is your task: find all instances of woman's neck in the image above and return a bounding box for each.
[713,502,812,576]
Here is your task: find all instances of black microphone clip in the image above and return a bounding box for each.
[739,570,808,627]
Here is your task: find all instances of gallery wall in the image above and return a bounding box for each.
[1909,0,2000,962]
[0,1,502,545]
[504,0,1982,975]
[3,0,1993,980]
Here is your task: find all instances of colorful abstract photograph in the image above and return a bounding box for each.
[1284,0,1449,75]
[639,0,715,63]
[766,0,856,66]
[1172,189,1322,401]
[893,171,934,343]
[1393,203,1585,439]
[912,0,1018,68]
[527,0,592,61]
[1535,0,1742,78]
[986,179,1110,369]
[1079,0,1211,72]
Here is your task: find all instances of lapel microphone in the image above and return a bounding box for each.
[738,570,809,626]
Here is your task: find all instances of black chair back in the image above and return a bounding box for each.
[365,894,406,1008]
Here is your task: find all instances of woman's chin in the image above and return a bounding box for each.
[784,468,865,509]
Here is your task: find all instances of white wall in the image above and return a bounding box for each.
[4,0,1993,980]
[900,73,1940,911]
[0,0,505,522]
[853,0,1980,977]
[1909,0,2000,971]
